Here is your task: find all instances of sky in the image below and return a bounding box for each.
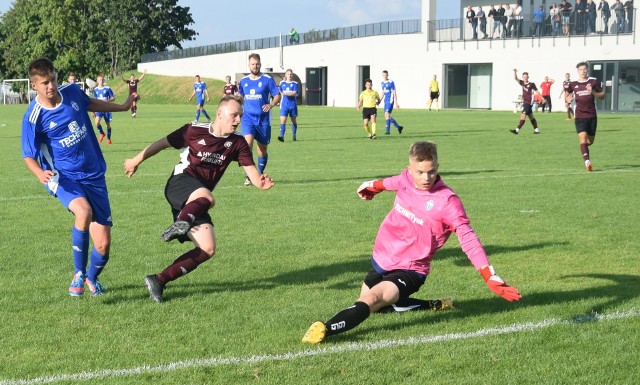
[0,0,460,49]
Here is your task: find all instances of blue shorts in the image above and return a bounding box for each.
[241,117,271,145]
[196,98,205,107]
[95,112,112,122]
[384,103,394,114]
[280,105,298,118]
[45,176,112,226]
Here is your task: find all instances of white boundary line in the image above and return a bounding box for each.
[1,308,636,385]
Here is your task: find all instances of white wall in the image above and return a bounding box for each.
[138,0,638,111]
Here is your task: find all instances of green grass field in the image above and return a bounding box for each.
[0,103,639,385]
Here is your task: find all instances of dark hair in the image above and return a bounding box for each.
[382,70,388,74]
[364,78,372,84]
[522,72,529,76]
[576,61,589,69]
[248,53,261,61]
[28,57,56,81]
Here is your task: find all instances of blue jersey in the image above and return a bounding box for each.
[194,81,207,101]
[93,86,114,101]
[279,80,299,110]
[21,84,106,181]
[381,80,396,106]
[238,74,279,123]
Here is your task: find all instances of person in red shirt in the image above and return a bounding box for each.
[540,76,555,112]
[563,62,605,172]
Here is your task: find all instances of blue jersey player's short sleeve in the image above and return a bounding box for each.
[238,74,280,123]
[21,83,106,181]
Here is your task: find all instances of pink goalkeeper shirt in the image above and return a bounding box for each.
[372,170,489,276]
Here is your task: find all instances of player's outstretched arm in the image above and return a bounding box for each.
[138,69,147,81]
[243,165,274,190]
[480,265,522,302]
[124,137,172,178]
[89,93,137,113]
[357,180,385,200]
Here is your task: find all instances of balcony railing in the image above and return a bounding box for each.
[141,19,421,63]
[428,8,635,42]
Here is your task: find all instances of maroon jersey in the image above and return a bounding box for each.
[125,79,140,94]
[564,78,602,118]
[166,123,255,190]
[223,84,238,95]
[518,80,538,104]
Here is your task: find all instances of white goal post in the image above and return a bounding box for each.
[2,78,31,105]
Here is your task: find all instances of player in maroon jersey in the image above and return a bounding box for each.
[510,69,541,135]
[223,75,238,96]
[563,62,605,172]
[559,72,575,120]
[120,69,146,117]
[124,95,275,302]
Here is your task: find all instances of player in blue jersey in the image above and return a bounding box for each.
[188,74,211,123]
[238,53,281,186]
[92,74,115,144]
[381,70,403,135]
[277,69,299,142]
[21,58,136,297]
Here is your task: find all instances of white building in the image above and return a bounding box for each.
[139,0,639,112]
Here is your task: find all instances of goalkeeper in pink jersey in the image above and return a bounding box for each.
[303,141,521,344]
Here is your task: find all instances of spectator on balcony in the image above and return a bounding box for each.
[586,0,598,33]
[504,4,514,37]
[494,5,506,38]
[599,0,611,34]
[466,6,478,39]
[289,27,300,44]
[513,2,524,37]
[560,0,574,35]
[612,0,625,32]
[550,3,562,35]
[534,5,547,36]
[624,0,633,32]
[476,6,488,38]
[575,0,587,34]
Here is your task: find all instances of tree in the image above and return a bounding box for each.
[0,0,197,79]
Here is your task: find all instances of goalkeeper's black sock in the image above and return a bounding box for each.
[378,297,440,313]
[325,301,370,337]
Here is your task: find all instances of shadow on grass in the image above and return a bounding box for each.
[334,272,640,343]
[105,240,566,305]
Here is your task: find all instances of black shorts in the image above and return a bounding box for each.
[430,91,440,99]
[164,172,212,227]
[363,268,426,301]
[575,117,597,136]
[362,107,377,120]
[522,103,533,115]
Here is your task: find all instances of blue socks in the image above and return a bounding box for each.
[258,155,268,174]
[195,110,201,121]
[280,123,286,137]
[87,248,109,282]
[107,127,111,140]
[71,227,89,275]
[96,124,105,135]
[292,123,297,140]
[202,109,211,120]
[385,119,391,134]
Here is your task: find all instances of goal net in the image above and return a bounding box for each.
[2,78,33,105]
